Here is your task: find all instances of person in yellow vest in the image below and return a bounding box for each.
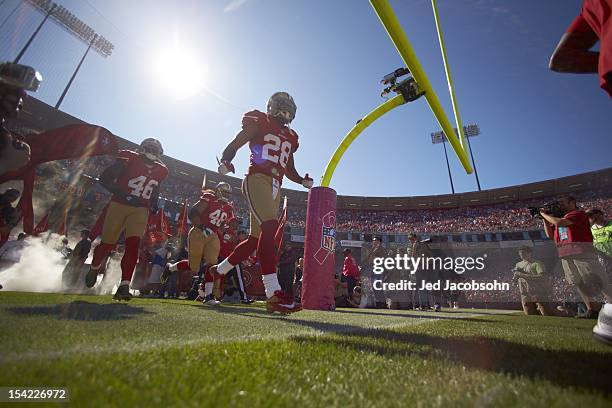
[587,208,612,276]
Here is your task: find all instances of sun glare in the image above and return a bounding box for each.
[153,43,207,100]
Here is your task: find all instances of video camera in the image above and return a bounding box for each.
[528,200,564,219]
[0,62,42,124]
[0,62,42,175]
[380,67,425,102]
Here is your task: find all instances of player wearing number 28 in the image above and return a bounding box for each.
[86,138,168,301]
[212,92,313,314]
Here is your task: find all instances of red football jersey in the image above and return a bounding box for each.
[242,110,299,183]
[566,0,612,97]
[198,191,234,234]
[111,150,168,207]
[218,227,237,259]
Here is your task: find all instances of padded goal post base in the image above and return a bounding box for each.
[301,186,337,310]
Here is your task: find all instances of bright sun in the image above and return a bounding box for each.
[153,43,207,100]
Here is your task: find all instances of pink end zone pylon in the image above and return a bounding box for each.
[301,186,337,310]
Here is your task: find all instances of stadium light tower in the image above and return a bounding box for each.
[431,124,481,193]
[14,0,114,109]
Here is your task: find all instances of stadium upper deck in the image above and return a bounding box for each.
[9,97,611,212]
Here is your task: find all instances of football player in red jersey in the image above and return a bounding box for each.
[162,182,234,305]
[85,138,168,301]
[211,92,312,314]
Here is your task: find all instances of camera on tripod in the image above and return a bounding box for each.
[528,200,564,219]
[380,67,425,102]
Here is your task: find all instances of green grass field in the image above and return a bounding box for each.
[0,292,611,407]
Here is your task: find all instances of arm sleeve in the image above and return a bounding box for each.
[566,13,592,33]
[564,211,585,224]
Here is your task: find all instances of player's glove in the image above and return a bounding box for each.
[302,173,313,189]
[218,160,235,175]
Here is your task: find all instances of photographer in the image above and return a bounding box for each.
[362,237,386,308]
[540,195,612,318]
[0,62,41,176]
[513,246,555,316]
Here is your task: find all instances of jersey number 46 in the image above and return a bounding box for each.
[128,176,159,199]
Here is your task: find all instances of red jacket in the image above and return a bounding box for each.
[342,255,360,279]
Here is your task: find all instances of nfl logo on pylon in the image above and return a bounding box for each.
[321,226,335,252]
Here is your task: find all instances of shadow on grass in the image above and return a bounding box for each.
[284,317,612,396]
[6,301,154,321]
[331,308,498,323]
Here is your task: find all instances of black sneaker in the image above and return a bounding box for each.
[241,298,255,304]
[113,284,133,302]
[85,266,99,288]
[575,309,599,319]
[160,264,172,285]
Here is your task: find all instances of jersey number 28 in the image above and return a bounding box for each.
[261,134,291,168]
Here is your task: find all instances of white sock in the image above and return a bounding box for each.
[204,282,214,296]
[120,280,130,286]
[217,258,234,275]
[262,273,281,298]
[169,262,178,272]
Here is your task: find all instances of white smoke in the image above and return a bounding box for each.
[0,233,123,295]
[0,234,65,292]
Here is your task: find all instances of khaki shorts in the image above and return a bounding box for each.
[242,173,281,237]
[518,278,550,303]
[561,256,609,296]
[188,226,220,272]
[101,201,149,243]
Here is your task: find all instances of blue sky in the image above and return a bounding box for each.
[1,0,610,197]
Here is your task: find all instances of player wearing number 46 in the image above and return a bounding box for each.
[213,92,313,314]
[160,182,235,306]
[86,138,168,301]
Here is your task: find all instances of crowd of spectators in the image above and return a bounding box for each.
[19,155,612,240]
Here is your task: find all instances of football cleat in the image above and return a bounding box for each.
[85,266,99,288]
[241,298,255,305]
[160,264,172,285]
[593,304,612,345]
[266,290,302,314]
[202,294,220,306]
[112,284,132,302]
[576,309,599,319]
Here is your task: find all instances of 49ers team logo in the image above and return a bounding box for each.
[314,210,336,266]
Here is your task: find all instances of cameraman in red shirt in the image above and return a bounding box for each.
[541,195,612,318]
